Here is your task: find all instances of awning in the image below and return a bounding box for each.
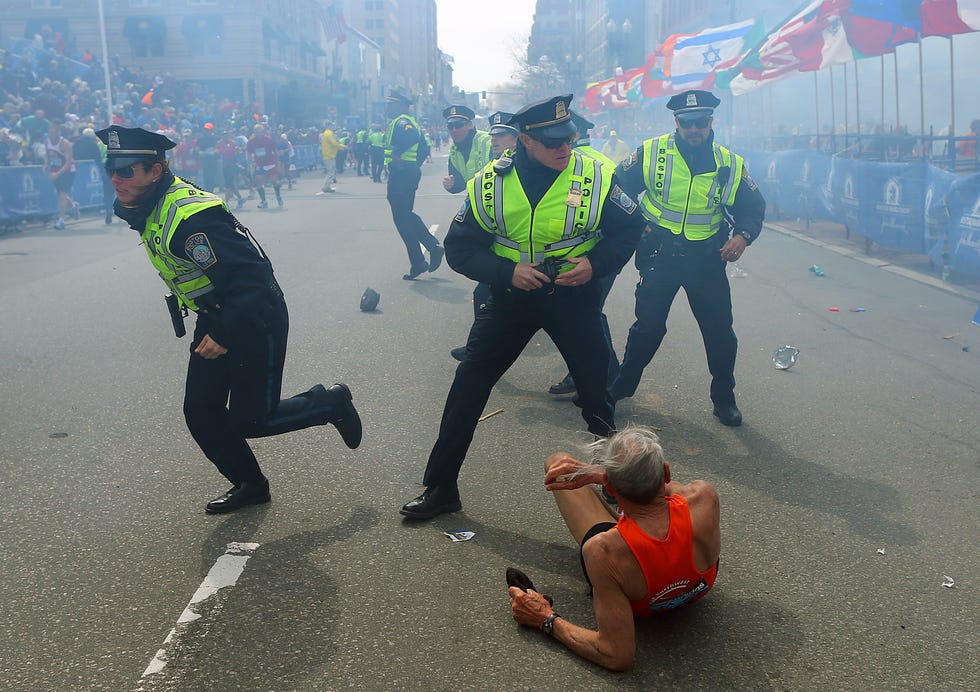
[123,17,166,40]
[182,15,223,40]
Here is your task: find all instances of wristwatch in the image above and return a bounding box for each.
[541,613,561,636]
[739,230,752,244]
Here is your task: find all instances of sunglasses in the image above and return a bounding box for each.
[677,115,712,129]
[531,135,575,149]
[106,163,141,178]
[447,121,470,130]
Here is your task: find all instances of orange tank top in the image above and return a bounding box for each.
[617,493,718,617]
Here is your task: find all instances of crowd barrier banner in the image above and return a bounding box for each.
[0,166,59,219]
[742,149,833,222]
[293,144,320,170]
[926,172,980,277]
[73,161,109,209]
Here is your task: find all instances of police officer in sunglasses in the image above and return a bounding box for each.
[399,94,646,520]
[96,125,362,514]
[607,90,766,427]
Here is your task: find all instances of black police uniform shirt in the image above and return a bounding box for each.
[615,129,766,246]
[444,144,647,288]
[115,171,277,350]
[445,127,477,194]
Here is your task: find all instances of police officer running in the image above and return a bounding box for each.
[97,125,363,513]
[400,95,646,520]
[441,105,492,194]
[607,90,765,427]
[384,90,444,280]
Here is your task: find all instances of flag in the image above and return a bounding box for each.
[844,0,920,56]
[921,0,980,36]
[439,51,455,66]
[321,4,347,43]
[664,19,767,90]
[728,0,855,95]
[582,67,644,113]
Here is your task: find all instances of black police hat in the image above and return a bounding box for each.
[569,110,594,136]
[488,111,518,136]
[386,89,413,106]
[666,90,721,119]
[96,125,175,170]
[512,94,576,139]
[443,104,475,123]
[95,125,177,170]
[360,287,380,312]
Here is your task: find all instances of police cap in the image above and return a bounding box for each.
[666,90,721,120]
[488,111,518,136]
[511,94,576,139]
[95,124,175,170]
[386,89,413,105]
[443,104,475,124]
[569,110,594,136]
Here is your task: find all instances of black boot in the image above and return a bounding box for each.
[400,485,461,520]
[713,402,743,427]
[205,478,271,514]
[326,383,362,449]
[548,373,576,395]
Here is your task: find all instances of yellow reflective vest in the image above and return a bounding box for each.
[466,150,613,268]
[641,133,743,241]
[449,130,492,180]
[140,178,226,311]
[384,114,421,165]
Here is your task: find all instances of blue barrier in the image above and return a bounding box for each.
[293,144,320,170]
[737,148,980,277]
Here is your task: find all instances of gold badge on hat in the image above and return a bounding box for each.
[450,107,458,116]
[686,93,698,107]
[556,100,568,119]
[565,187,583,207]
[108,129,120,149]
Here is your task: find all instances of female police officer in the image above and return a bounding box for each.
[97,125,362,514]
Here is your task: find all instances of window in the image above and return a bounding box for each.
[123,16,166,58]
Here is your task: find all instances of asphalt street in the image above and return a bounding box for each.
[0,154,977,690]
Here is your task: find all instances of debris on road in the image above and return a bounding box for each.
[809,265,825,276]
[942,575,955,588]
[479,408,504,422]
[729,264,748,278]
[772,345,800,370]
[444,530,475,542]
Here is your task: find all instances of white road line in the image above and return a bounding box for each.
[140,542,260,681]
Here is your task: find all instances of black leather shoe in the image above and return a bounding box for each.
[713,403,743,427]
[400,485,462,520]
[506,567,553,606]
[327,383,362,449]
[428,246,444,272]
[450,346,467,361]
[205,478,271,514]
[548,373,576,395]
[402,262,428,280]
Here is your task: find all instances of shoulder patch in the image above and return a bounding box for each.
[620,151,638,171]
[455,198,470,222]
[185,232,218,269]
[741,169,759,192]
[609,184,638,215]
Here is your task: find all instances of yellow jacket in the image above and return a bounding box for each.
[320,129,341,160]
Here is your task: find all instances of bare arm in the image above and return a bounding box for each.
[509,537,636,671]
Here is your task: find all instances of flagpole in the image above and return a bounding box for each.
[893,51,900,130]
[855,61,861,138]
[843,62,849,148]
[97,0,114,126]
[918,37,925,137]
[829,66,836,149]
[880,54,885,132]
[814,71,820,137]
[950,35,956,146]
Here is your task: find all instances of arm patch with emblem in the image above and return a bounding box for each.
[741,168,759,192]
[185,232,218,269]
[455,198,470,222]
[620,151,638,171]
[609,184,638,214]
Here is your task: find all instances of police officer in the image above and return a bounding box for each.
[368,122,385,183]
[608,90,766,427]
[449,110,519,362]
[548,110,621,396]
[96,125,363,513]
[442,104,492,194]
[400,94,646,520]
[384,90,444,280]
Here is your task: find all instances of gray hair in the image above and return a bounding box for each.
[584,424,666,503]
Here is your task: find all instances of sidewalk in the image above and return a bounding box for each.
[765,217,980,305]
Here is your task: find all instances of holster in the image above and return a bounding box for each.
[164,293,187,338]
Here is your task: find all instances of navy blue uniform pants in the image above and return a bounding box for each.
[183,301,339,485]
[610,250,737,406]
[422,284,616,488]
[386,164,437,270]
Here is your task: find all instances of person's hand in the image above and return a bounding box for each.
[194,334,228,359]
[544,454,605,490]
[442,175,455,191]
[554,256,593,287]
[509,586,554,629]
[720,234,747,263]
[511,262,551,291]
